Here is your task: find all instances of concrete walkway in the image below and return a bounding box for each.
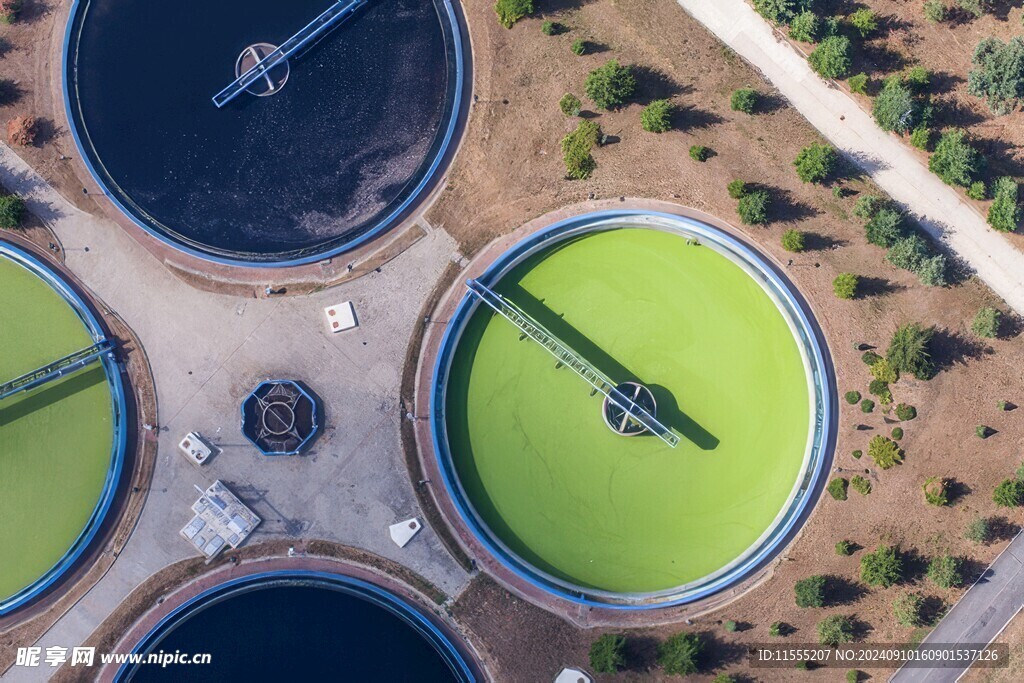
[0,146,470,682]
[890,533,1024,683]
[676,0,1024,314]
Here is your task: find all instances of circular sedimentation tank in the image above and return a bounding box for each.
[64,0,465,265]
[114,572,477,681]
[431,211,834,607]
[0,243,126,615]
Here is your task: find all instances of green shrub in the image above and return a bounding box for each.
[828,477,849,501]
[888,323,935,380]
[916,255,948,287]
[494,0,533,28]
[541,20,563,35]
[789,10,820,42]
[641,99,674,133]
[809,36,852,79]
[873,77,918,134]
[0,0,21,24]
[836,539,854,555]
[923,477,949,506]
[561,120,600,180]
[753,0,797,25]
[849,8,878,38]
[845,390,861,404]
[930,129,982,187]
[690,145,710,162]
[782,229,806,252]
[861,398,875,413]
[895,403,917,421]
[998,400,1011,411]
[910,127,931,150]
[589,633,627,673]
[851,475,872,495]
[559,93,582,117]
[833,273,859,299]
[887,234,930,272]
[965,516,991,543]
[958,0,988,18]
[854,194,885,219]
[868,378,891,402]
[993,478,1024,507]
[731,88,759,114]
[712,675,737,683]
[924,0,946,23]
[988,177,1021,232]
[972,306,1002,338]
[861,350,883,366]
[861,545,903,587]
[738,190,771,225]
[795,575,827,608]
[868,435,903,469]
[870,357,899,383]
[794,143,838,184]
[585,60,636,110]
[727,179,748,199]
[865,208,906,247]
[0,194,25,230]
[967,37,1024,115]
[571,39,586,56]
[848,670,863,683]
[852,449,863,460]
[967,180,987,200]
[769,621,786,637]
[928,554,963,588]
[849,73,869,94]
[976,424,991,439]
[905,66,931,90]
[893,592,925,627]
[817,614,855,646]
[657,632,703,676]
[891,427,904,440]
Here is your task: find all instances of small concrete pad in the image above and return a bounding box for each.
[555,668,592,683]
[389,517,422,548]
[324,301,357,333]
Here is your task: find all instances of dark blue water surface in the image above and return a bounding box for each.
[122,581,467,681]
[67,0,458,262]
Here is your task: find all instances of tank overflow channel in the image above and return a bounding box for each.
[212,0,368,108]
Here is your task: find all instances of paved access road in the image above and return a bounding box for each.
[676,0,1024,314]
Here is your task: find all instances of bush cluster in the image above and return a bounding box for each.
[833,273,859,299]
[895,403,917,421]
[861,545,903,587]
[795,575,827,608]
[0,194,25,230]
[657,632,703,676]
[988,177,1021,233]
[641,99,674,133]
[494,0,533,29]
[828,477,849,501]
[922,477,949,506]
[809,36,852,80]
[589,634,627,674]
[851,475,872,495]
[781,229,806,252]
[967,37,1024,115]
[817,614,855,646]
[993,478,1024,507]
[928,554,963,589]
[887,323,935,380]
[929,129,983,188]
[730,88,759,114]
[794,143,838,184]
[559,93,582,117]
[560,120,600,180]
[868,435,903,469]
[893,592,924,627]
[585,60,636,110]
[971,307,1002,339]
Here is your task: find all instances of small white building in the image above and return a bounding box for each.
[180,480,261,559]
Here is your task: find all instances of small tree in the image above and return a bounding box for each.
[988,177,1021,232]
[923,0,946,23]
[993,478,1024,507]
[971,306,1002,338]
[571,39,586,56]
[657,632,703,676]
[861,545,903,587]
[789,10,820,42]
[731,88,759,114]
[873,77,918,134]
[860,398,875,413]
[845,390,861,404]
[737,189,771,225]
[585,60,636,110]
[809,36,852,80]
[868,435,903,469]
[782,229,806,252]
[833,273,858,299]
[895,403,917,421]
[929,129,982,187]
[0,194,25,230]
[817,614,855,646]
[967,37,1024,115]
[849,8,878,38]
[854,194,885,219]
[589,633,627,674]
[836,540,854,555]
[561,121,600,180]
[849,73,869,94]
[727,179,748,199]
[893,592,924,627]
[559,93,582,117]
[494,0,533,29]
[928,554,963,589]
[690,145,711,162]
[865,207,906,247]
[641,99,674,133]
[911,127,931,150]
[887,323,935,380]
[827,477,849,501]
[922,477,949,506]
[541,21,562,36]
[965,516,991,544]
[887,235,930,272]
[794,143,838,184]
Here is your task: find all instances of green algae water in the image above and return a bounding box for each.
[0,256,114,602]
[445,229,810,593]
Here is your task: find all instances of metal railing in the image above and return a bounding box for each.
[212,0,368,108]
[0,339,114,401]
[465,279,679,448]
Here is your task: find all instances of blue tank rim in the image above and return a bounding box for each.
[0,241,129,617]
[61,0,468,268]
[112,569,479,682]
[428,209,838,610]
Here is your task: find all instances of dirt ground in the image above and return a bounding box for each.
[0,0,1023,681]
[776,0,1024,248]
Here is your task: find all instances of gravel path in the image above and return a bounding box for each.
[675,0,1024,314]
